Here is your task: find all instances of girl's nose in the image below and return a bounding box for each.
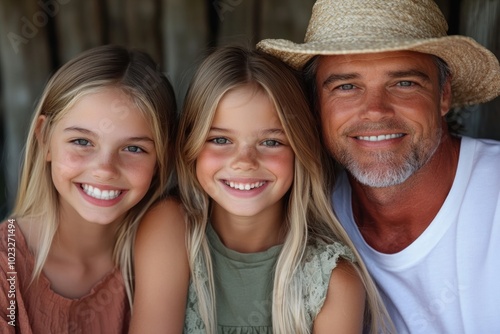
[92,150,120,181]
[230,146,258,171]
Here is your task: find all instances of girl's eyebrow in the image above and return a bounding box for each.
[209,127,286,139]
[64,126,154,142]
[64,126,96,136]
[261,128,285,136]
[208,127,230,133]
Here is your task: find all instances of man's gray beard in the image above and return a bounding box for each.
[342,149,424,187]
[335,132,442,188]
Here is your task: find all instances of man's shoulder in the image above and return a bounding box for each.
[460,136,500,174]
[461,136,500,154]
[456,137,500,208]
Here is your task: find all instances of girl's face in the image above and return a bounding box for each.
[46,87,157,226]
[196,86,294,222]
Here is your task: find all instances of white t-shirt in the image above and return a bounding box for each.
[333,136,500,333]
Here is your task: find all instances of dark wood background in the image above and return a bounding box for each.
[1,0,499,218]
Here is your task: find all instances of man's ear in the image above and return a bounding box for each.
[440,77,452,117]
[35,115,51,161]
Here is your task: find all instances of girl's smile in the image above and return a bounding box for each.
[78,183,127,207]
[220,179,269,198]
[223,180,267,191]
[80,183,123,200]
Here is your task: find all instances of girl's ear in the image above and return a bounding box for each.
[35,115,51,161]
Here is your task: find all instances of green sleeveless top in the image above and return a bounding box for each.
[184,225,356,333]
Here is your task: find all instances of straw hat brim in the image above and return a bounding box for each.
[258,35,500,108]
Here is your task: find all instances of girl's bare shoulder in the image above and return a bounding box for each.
[142,197,185,224]
[136,197,187,243]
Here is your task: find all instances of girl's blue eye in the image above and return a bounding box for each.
[72,139,90,146]
[262,139,280,147]
[124,146,144,153]
[211,137,230,145]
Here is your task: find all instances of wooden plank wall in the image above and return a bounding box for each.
[0,0,498,217]
[457,0,500,139]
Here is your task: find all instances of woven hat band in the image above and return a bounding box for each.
[306,0,448,43]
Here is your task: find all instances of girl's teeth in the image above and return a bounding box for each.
[226,181,265,190]
[82,184,121,200]
[357,133,403,142]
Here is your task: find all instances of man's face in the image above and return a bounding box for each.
[316,51,451,187]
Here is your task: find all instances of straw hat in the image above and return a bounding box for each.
[257,0,500,107]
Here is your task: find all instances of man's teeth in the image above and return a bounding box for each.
[82,184,121,200]
[225,181,266,190]
[357,134,403,142]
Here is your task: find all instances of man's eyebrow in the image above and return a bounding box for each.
[322,73,359,88]
[320,70,432,89]
[388,69,431,82]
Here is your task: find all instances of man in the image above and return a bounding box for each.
[258,0,500,332]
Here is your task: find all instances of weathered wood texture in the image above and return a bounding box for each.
[53,0,104,63]
[162,0,209,103]
[458,0,500,140]
[0,0,52,214]
[0,0,499,217]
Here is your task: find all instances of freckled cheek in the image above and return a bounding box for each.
[196,149,226,174]
[196,149,230,167]
[195,150,224,194]
[49,150,90,179]
[123,159,157,188]
[262,152,294,182]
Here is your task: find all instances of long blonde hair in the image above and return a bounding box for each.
[11,44,177,304]
[177,45,393,333]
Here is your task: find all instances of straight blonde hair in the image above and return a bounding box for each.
[176,45,394,333]
[11,44,177,305]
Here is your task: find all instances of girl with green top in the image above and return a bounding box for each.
[131,45,394,333]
